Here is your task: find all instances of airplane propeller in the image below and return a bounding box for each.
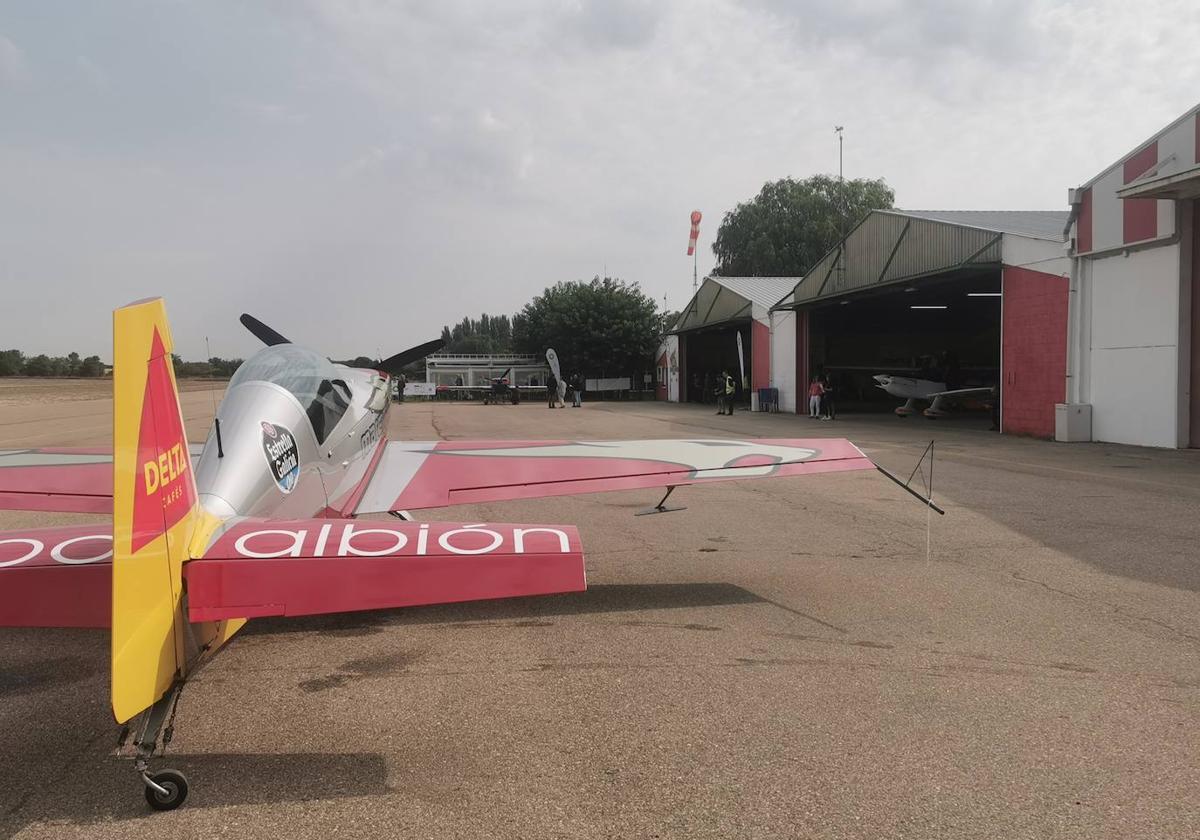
[239,313,443,374]
[375,338,445,375]
[239,314,291,346]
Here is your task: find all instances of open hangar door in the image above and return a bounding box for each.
[807,270,1002,420]
[778,210,1070,430]
[681,321,753,404]
[672,276,796,404]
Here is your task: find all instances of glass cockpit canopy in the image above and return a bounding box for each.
[228,345,350,443]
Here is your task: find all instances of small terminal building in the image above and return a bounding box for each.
[425,353,544,388]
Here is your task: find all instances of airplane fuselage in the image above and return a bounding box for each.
[193,344,391,522]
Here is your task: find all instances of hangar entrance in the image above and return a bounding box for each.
[807,269,1001,414]
[672,275,796,405]
[779,210,1071,432]
[681,321,751,404]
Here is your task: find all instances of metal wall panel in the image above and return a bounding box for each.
[787,211,1004,306]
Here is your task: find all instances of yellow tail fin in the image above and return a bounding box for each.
[110,298,217,723]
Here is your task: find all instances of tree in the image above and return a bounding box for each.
[0,350,24,376]
[712,175,894,277]
[207,357,244,378]
[658,310,681,336]
[438,314,514,355]
[22,354,52,376]
[512,277,660,377]
[79,355,105,377]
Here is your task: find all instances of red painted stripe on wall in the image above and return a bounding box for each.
[751,320,770,392]
[795,310,808,413]
[1123,141,1158,244]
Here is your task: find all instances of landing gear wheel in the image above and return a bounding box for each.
[144,769,189,811]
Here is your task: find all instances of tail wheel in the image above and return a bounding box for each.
[144,768,189,811]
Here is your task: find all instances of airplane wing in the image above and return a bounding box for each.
[184,517,587,622]
[927,386,994,399]
[0,444,204,513]
[0,515,587,627]
[352,437,873,514]
[0,523,112,628]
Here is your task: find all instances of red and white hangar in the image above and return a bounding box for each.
[1061,103,1200,448]
[659,103,1200,449]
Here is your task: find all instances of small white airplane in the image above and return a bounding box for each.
[872,374,994,418]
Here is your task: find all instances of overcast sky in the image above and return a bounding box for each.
[1,1,1197,361]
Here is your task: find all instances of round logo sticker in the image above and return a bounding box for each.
[261,421,299,493]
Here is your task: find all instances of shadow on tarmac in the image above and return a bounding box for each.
[0,752,390,838]
[245,582,769,638]
[0,583,823,834]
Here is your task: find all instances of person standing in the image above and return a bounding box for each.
[722,370,736,415]
[547,373,558,408]
[807,376,824,419]
[820,374,835,420]
[572,374,582,407]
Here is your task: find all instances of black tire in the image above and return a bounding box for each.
[144,769,189,811]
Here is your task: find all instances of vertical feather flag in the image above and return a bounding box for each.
[736,332,747,391]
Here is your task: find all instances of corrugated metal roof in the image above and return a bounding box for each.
[705,276,799,309]
[785,210,1008,307]
[894,210,1070,241]
[672,276,799,332]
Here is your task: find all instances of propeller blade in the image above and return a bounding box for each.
[240,314,291,346]
[377,338,445,373]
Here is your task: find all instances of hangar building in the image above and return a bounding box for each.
[1062,103,1200,448]
[771,210,1070,436]
[662,276,797,404]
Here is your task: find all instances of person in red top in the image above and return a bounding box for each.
[807,376,824,418]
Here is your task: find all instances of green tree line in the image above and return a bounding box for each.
[0,350,106,377]
[439,313,519,355]
[170,355,245,378]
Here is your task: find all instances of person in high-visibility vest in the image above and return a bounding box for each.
[722,370,735,415]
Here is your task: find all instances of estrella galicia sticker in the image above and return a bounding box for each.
[261,421,299,494]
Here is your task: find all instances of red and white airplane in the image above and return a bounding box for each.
[0,299,920,811]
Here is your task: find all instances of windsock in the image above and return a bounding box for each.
[546,348,562,382]
[687,210,702,256]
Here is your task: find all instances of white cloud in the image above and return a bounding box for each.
[0,1,1198,359]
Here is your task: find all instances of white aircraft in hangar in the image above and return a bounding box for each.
[872,374,995,418]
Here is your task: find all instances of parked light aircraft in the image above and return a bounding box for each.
[873,374,995,418]
[0,299,930,811]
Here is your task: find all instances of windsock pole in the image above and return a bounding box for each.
[687,210,702,293]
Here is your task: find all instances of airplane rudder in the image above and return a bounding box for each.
[110,298,200,723]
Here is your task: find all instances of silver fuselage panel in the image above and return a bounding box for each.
[193,346,390,520]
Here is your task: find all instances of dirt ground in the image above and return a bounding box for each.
[1,392,1198,839]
